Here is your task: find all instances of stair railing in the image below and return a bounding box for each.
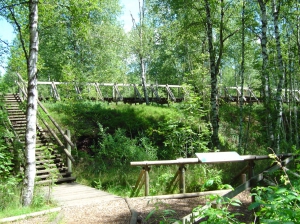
[15,73,75,164]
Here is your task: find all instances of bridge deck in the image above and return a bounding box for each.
[44,182,123,207]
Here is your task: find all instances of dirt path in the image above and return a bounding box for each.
[5,184,253,223]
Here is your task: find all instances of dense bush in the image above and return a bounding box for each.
[91,124,158,171]
[46,96,211,160]
[0,104,22,211]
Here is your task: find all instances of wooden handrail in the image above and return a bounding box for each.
[15,73,75,162]
[130,153,295,197]
[130,153,294,166]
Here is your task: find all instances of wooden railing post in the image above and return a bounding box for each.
[179,165,186,193]
[241,173,246,184]
[144,166,150,196]
[65,129,72,174]
[248,161,255,202]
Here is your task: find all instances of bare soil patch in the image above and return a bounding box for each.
[8,190,253,224]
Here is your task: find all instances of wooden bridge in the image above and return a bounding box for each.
[14,73,300,105]
[35,81,186,104]
[35,82,300,105]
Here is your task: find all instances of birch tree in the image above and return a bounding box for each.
[272,0,284,153]
[131,0,150,104]
[204,0,220,149]
[238,0,246,154]
[22,0,38,206]
[257,0,274,147]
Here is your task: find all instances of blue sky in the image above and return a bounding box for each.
[0,0,139,74]
[0,18,14,42]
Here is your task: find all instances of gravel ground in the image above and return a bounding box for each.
[6,190,253,224]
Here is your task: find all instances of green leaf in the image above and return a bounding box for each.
[275,188,287,194]
[145,209,156,221]
[248,202,261,210]
[231,202,241,207]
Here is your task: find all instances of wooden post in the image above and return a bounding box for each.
[113,84,116,101]
[179,165,186,193]
[18,76,22,99]
[144,166,150,196]
[248,161,255,202]
[65,129,72,174]
[241,173,246,184]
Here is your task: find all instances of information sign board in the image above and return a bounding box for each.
[195,151,244,163]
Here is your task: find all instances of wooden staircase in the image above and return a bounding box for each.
[4,93,76,185]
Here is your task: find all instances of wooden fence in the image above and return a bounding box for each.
[130,152,294,197]
[130,152,296,223]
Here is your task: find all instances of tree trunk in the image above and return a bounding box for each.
[140,56,149,104]
[272,0,284,153]
[238,0,245,154]
[258,0,274,147]
[205,0,220,150]
[139,0,149,105]
[22,0,39,206]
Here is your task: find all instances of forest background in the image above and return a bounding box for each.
[0,0,300,222]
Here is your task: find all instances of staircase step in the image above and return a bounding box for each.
[5,93,75,185]
[9,116,26,119]
[36,159,58,164]
[36,164,58,169]
[36,179,55,185]
[36,168,66,174]
[55,176,76,184]
[37,170,71,179]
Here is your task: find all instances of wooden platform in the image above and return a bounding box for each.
[44,182,123,207]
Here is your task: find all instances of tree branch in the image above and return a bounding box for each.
[223,28,240,43]
[0,1,29,11]
[9,7,29,63]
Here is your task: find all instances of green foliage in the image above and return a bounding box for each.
[145,201,178,224]
[193,195,243,224]
[186,165,228,192]
[0,176,20,211]
[46,100,210,160]
[249,186,300,223]
[247,152,300,223]
[0,185,56,219]
[91,123,158,171]
[151,167,177,195]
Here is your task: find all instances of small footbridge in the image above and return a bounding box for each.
[14,73,300,105]
[36,81,186,104]
[35,82,300,105]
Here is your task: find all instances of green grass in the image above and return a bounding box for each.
[0,184,58,219]
[0,204,56,219]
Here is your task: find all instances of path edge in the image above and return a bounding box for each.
[0,207,62,223]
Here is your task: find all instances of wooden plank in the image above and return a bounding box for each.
[130,158,199,166]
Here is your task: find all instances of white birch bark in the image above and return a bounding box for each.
[205,0,221,149]
[139,0,149,105]
[238,0,245,154]
[272,0,284,153]
[22,0,39,206]
[257,0,274,146]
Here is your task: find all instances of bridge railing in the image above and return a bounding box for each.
[35,81,186,104]
[222,86,260,103]
[15,73,75,165]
